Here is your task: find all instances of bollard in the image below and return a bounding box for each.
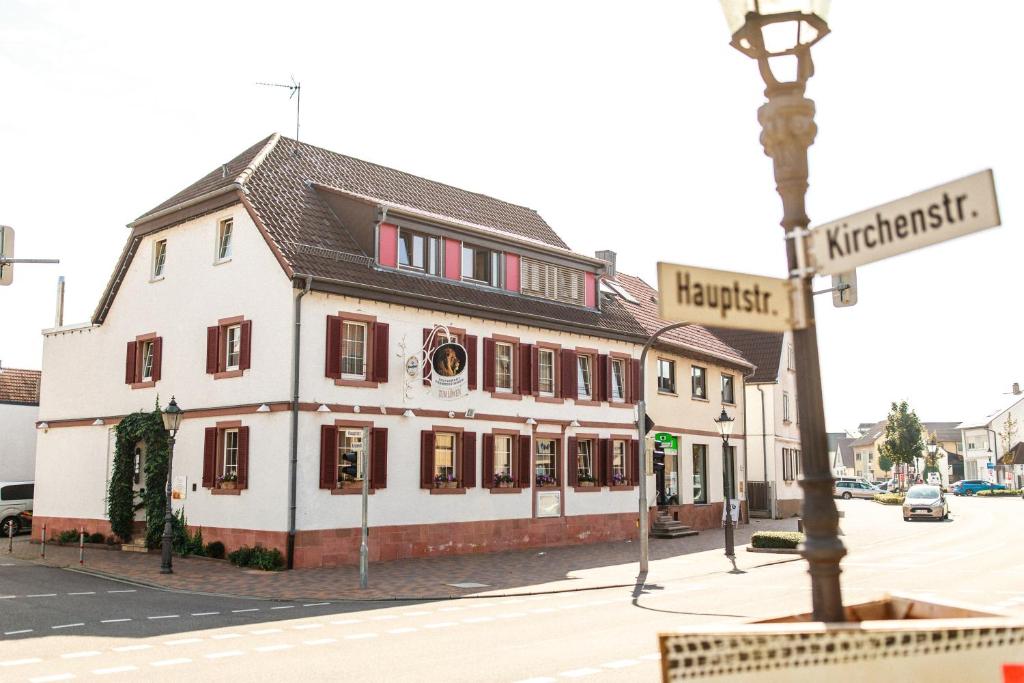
[41,524,46,559]
[79,529,85,565]
[7,518,12,553]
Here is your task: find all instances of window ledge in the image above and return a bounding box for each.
[332,487,376,495]
[534,396,564,404]
[489,392,523,401]
[214,257,233,266]
[149,276,165,283]
[211,488,242,495]
[130,381,156,390]
[214,369,244,380]
[608,485,636,491]
[428,487,467,495]
[691,396,710,402]
[658,390,678,396]
[574,399,600,407]
[606,401,634,410]
[488,487,523,494]
[573,485,603,493]
[334,378,379,388]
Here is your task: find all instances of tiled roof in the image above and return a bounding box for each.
[605,274,752,371]
[704,327,783,384]
[834,437,856,468]
[921,421,963,444]
[851,422,885,447]
[0,368,41,405]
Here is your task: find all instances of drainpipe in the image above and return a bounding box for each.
[286,275,313,570]
[757,385,771,518]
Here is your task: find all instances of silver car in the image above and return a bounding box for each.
[0,481,34,536]
[903,484,949,521]
[834,480,879,499]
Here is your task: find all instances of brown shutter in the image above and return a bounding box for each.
[372,322,389,383]
[420,430,435,488]
[601,439,613,486]
[320,425,337,489]
[206,326,220,374]
[567,437,578,486]
[125,341,137,384]
[629,358,641,403]
[236,426,250,489]
[422,328,432,386]
[482,434,494,488]
[462,432,477,488]
[530,346,540,397]
[629,440,640,486]
[482,338,496,392]
[240,320,253,371]
[371,428,388,489]
[465,335,478,390]
[596,439,607,486]
[518,435,532,488]
[561,349,578,399]
[202,428,217,488]
[325,315,342,379]
[597,354,609,402]
[554,438,562,484]
[150,337,163,382]
[518,343,531,396]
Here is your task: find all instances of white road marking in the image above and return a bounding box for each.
[559,667,602,677]
[147,615,178,620]
[270,605,295,610]
[292,623,324,630]
[151,658,191,667]
[67,592,96,596]
[255,644,294,653]
[191,611,219,616]
[498,612,527,619]
[344,632,378,640]
[303,602,330,607]
[4,629,33,635]
[28,593,57,597]
[250,628,283,635]
[0,595,16,599]
[100,618,131,624]
[601,659,640,669]
[165,638,203,646]
[371,614,399,620]
[330,618,362,625]
[388,627,418,634]
[463,616,495,623]
[112,645,152,652]
[401,610,432,616]
[107,590,136,593]
[61,651,101,659]
[438,606,464,612]
[304,638,338,646]
[211,633,242,640]
[30,674,75,683]
[531,607,557,614]
[93,666,138,675]
[424,621,457,629]
[206,650,243,659]
[232,608,260,613]
[1,658,43,667]
[52,623,85,629]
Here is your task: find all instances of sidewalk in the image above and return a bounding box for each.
[8,517,797,601]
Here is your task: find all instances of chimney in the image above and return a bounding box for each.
[1014,382,1021,395]
[595,250,616,278]
[221,163,229,178]
[55,276,65,327]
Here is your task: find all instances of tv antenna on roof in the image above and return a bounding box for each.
[257,76,301,154]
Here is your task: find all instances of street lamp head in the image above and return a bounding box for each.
[927,437,938,456]
[714,408,735,440]
[161,396,183,435]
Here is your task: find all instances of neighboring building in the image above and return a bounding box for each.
[850,420,962,486]
[600,270,753,527]
[0,367,40,481]
[706,328,802,518]
[832,436,855,477]
[849,423,885,481]
[958,384,1024,488]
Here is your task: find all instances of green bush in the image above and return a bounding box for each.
[169,509,206,557]
[87,532,105,544]
[228,545,285,571]
[206,541,226,559]
[873,493,905,505]
[751,531,804,549]
[977,489,1023,497]
[56,529,80,544]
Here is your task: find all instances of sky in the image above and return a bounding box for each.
[1,1,1021,432]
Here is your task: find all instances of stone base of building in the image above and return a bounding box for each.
[29,516,113,540]
[655,501,749,529]
[775,498,802,518]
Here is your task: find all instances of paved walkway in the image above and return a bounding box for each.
[7,517,796,601]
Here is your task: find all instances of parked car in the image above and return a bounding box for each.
[903,484,949,521]
[0,481,34,536]
[834,480,880,499]
[950,480,1006,496]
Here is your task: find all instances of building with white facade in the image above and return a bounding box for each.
[33,134,747,568]
[0,367,40,482]
[958,384,1024,488]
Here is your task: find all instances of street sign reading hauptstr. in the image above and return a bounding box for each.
[657,262,796,332]
[808,170,1000,276]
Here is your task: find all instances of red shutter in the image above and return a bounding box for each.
[530,346,540,397]
[518,435,532,488]
[462,432,477,488]
[206,326,220,374]
[372,322,389,383]
[371,428,388,489]
[125,341,137,384]
[597,354,609,402]
[466,335,478,390]
[202,428,217,488]
[629,358,641,403]
[561,349,578,399]
[422,328,432,386]
[482,338,496,392]
[150,337,163,382]
[553,438,562,484]
[595,439,607,486]
[482,434,494,488]
[518,343,531,396]
[320,425,337,489]
[236,426,250,489]
[567,437,578,486]
[240,320,253,371]
[629,440,640,486]
[601,439,613,486]
[325,315,342,379]
[420,430,435,488]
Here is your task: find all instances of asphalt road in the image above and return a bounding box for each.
[1,496,1022,682]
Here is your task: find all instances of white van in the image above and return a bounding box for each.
[0,481,34,536]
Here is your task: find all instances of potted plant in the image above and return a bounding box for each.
[578,472,596,487]
[338,476,362,489]
[433,473,457,488]
[611,472,627,486]
[493,472,515,488]
[536,474,557,487]
[217,473,238,490]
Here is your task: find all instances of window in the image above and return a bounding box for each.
[0,483,33,501]
[691,366,706,399]
[225,324,241,371]
[133,447,143,485]
[722,374,735,404]
[783,392,791,423]
[536,439,557,481]
[217,218,233,261]
[434,432,457,479]
[462,244,502,286]
[520,257,586,306]
[610,359,625,402]
[782,448,802,481]
[538,349,555,396]
[337,429,366,482]
[126,336,162,385]
[612,440,627,482]
[787,344,795,371]
[577,440,594,480]
[140,340,155,381]
[658,359,676,393]
[692,444,708,503]
[494,435,514,478]
[342,322,367,379]
[223,429,239,479]
[495,342,513,392]
[152,239,167,278]
[577,355,593,400]
[398,229,441,275]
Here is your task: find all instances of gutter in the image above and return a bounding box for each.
[286,274,313,570]
[757,384,772,518]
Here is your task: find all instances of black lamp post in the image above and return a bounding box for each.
[714,408,738,572]
[927,437,938,484]
[719,0,846,622]
[160,396,183,574]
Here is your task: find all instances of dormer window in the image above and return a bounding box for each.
[462,244,502,287]
[398,229,441,275]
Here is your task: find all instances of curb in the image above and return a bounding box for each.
[745,547,801,555]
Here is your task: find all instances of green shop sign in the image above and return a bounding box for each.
[654,433,679,453]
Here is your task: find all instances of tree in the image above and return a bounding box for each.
[878,454,893,475]
[999,413,1018,466]
[878,401,925,490]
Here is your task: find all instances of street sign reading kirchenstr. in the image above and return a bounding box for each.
[657,262,796,332]
[808,170,1000,276]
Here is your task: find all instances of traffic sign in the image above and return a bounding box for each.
[832,270,857,308]
[0,226,13,286]
[657,262,796,332]
[808,170,1000,276]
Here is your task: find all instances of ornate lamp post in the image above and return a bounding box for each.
[719,0,846,622]
[714,408,738,571]
[160,396,183,574]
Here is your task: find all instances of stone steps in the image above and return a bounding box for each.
[652,512,699,539]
